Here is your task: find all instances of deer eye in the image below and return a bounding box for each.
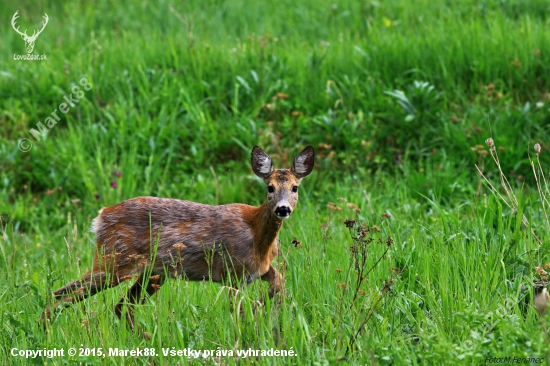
[267,186,275,193]
[292,186,298,193]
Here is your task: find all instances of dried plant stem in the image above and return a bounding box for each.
[363,189,375,216]
[535,156,550,232]
[531,159,550,235]
[488,143,519,210]
[475,164,541,246]
[346,280,393,355]
[475,165,513,210]
[350,246,390,308]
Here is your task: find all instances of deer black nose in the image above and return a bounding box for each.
[275,206,292,218]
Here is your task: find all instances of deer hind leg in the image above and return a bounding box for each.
[114,272,164,330]
[41,269,117,329]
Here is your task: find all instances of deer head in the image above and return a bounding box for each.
[252,146,315,219]
[11,11,49,54]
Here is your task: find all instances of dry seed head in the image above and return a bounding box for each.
[485,138,494,148]
[536,267,549,281]
[172,243,186,251]
[327,202,342,211]
[535,143,541,155]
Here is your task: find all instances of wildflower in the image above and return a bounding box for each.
[94,193,100,200]
[110,180,118,189]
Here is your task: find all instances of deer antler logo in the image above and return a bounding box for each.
[11,11,49,54]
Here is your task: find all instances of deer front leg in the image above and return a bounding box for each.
[261,265,283,298]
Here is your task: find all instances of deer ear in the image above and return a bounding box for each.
[291,146,315,178]
[251,146,273,178]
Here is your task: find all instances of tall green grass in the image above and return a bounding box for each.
[2,172,549,364]
[1,0,550,364]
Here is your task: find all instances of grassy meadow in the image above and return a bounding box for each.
[2,0,550,364]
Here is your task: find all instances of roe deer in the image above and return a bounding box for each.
[41,146,314,329]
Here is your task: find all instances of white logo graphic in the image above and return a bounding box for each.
[11,11,49,54]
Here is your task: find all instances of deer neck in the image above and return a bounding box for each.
[250,201,283,256]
